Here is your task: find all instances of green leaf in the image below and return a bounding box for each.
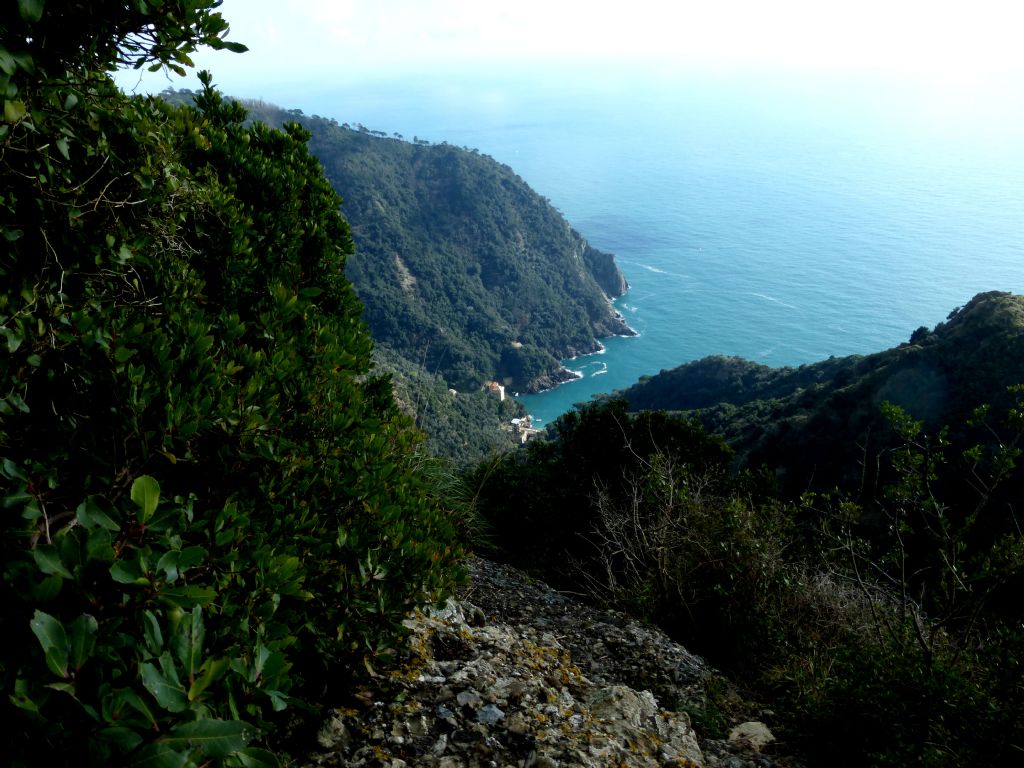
[172,606,204,678]
[156,550,180,582]
[55,136,69,160]
[237,747,282,768]
[158,585,216,608]
[3,99,26,123]
[2,327,23,352]
[131,475,160,524]
[128,742,191,768]
[63,92,78,110]
[86,528,116,562]
[110,559,145,584]
[33,573,63,602]
[143,610,164,656]
[30,610,69,678]
[10,678,41,715]
[140,658,187,713]
[266,689,288,712]
[17,0,44,23]
[106,687,157,729]
[6,389,29,412]
[0,48,15,75]
[164,719,254,759]
[3,457,27,481]
[68,614,98,670]
[33,546,73,579]
[176,546,206,574]
[77,497,120,531]
[188,656,228,701]
[97,726,145,754]
[11,50,34,73]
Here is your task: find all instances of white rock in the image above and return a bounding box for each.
[728,721,775,752]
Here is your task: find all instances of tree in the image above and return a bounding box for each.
[1,7,460,766]
[3,1,243,82]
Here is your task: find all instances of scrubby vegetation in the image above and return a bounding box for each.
[1,4,461,765]
[472,397,1024,766]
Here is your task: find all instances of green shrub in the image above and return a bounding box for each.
[2,8,461,764]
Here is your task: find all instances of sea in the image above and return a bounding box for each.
[280,65,1024,427]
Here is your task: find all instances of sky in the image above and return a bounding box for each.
[118,0,1024,97]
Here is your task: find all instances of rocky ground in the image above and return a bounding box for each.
[308,556,783,767]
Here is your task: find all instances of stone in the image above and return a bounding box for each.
[457,690,483,708]
[478,704,506,725]
[304,556,790,768]
[431,734,449,756]
[728,721,776,752]
[587,685,656,727]
[316,713,351,751]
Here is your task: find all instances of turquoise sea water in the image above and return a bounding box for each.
[290,68,1024,427]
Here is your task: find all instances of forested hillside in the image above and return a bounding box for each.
[617,291,1024,496]
[373,344,524,465]
[239,101,634,393]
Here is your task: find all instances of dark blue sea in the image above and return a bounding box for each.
[286,66,1024,426]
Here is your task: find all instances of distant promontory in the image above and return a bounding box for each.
[241,101,634,393]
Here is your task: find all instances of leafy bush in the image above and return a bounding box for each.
[794,397,1024,766]
[2,7,460,764]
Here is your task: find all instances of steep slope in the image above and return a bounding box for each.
[241,101,634,393]
[618,291,1024,494]
[372,344,525,465]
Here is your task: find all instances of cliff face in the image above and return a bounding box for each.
[244,102,632,393]
[582,241,629,298]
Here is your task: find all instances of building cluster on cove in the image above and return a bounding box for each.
[482,380,542,443]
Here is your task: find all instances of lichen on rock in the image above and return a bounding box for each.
[308,557,782,768]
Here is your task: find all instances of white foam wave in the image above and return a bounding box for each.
[749,292,799,311]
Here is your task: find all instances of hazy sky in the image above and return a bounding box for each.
[119,0,1024,95]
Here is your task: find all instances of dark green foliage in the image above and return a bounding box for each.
[474,392,1024,765]
[470,399,735,584]
[618,292,1024,499]
[471,398,807,704]
[2,1,243,117]
[791,398,1024,766]
[373,344,524,466]
[619,353,855,412]
[236,99,634,393]
[1,15,460,764]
